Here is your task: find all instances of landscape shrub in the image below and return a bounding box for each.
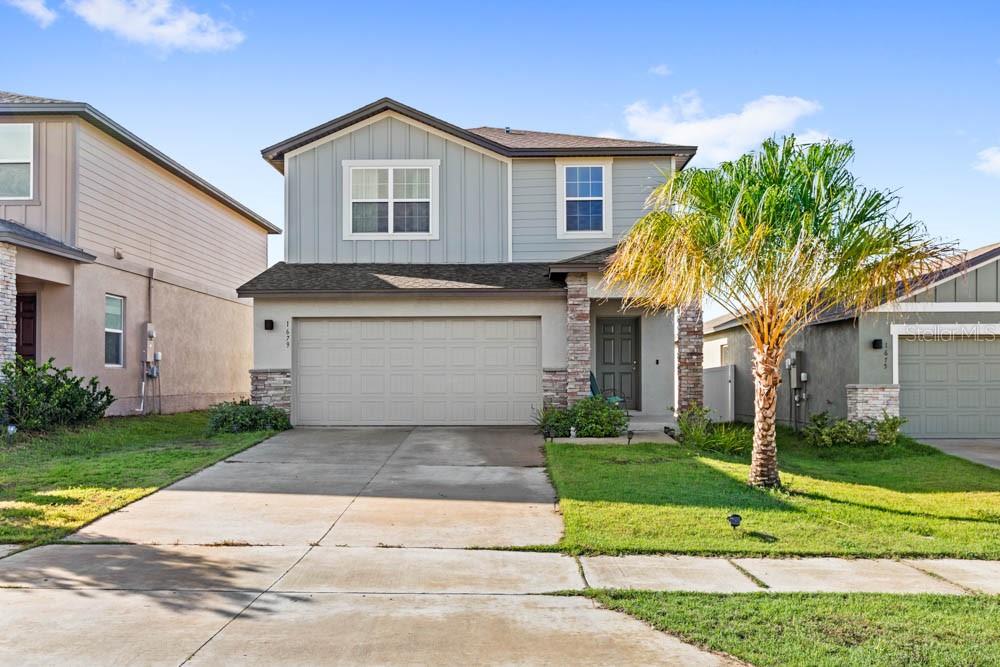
[534,406,573,437]
[676,406,752,454]
[207,400,291,434]
[569,396,629,437]
[534,397,628,438]
[803,411,906,447]
[0,356,115,432]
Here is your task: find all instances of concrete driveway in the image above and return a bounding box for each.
[0,427,731,666]
[923,439,1000,469]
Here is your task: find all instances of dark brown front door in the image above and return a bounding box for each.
[16,294,36,360]
[596,317,641,410]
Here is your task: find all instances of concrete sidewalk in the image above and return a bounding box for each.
[579,554,1000,594]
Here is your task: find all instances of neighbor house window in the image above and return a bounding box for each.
[342,159,439,239]
[556,159,613,239]
[0,124,33,200]
[105,295,124,367]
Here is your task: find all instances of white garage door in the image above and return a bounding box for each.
[899,337,1000,438]
[293,317,543,426]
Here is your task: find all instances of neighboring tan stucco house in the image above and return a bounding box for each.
[0,91,280,415]
[239,98,703,426]
[703,243,1000,439]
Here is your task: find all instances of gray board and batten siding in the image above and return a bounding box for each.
[284,116,674,265]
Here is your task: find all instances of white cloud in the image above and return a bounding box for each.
[623,91,822,164]
[4,0,57,27]
[65,0,244,53]
[648,64,671,77]
[974,147,1000,177]
[597,129,623,139]
[796,129,832,144]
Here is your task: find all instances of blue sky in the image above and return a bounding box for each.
[3,0,999,266]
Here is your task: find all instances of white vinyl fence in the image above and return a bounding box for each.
[704,365,735,422]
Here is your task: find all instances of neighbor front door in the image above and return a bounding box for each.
[16,294,36,360]
[595,317,641,410]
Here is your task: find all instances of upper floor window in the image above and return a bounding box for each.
[556,158,613,239]
[0,124,33,200]
[105,294,124,367]
[342,159,440,240]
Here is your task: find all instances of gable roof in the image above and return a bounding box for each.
[704,241,1000,335]
[237,262,566,297]
[0,90,280,234]
[260,98,697,172]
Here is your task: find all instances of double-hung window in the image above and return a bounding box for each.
[0,124,33,200]
[105,295,124,367]
[556,159,613,239]
[343,159,439,239]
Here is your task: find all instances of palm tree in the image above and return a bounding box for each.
[604,137,953,488]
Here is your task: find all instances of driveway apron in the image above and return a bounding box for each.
[1,426,733,666]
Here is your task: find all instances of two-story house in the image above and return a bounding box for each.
[0,91,280,414]
[239,98,702,426]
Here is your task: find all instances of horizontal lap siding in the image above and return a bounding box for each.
[287,117,508,264]
[75,123,266,291]
[511,157,671,262]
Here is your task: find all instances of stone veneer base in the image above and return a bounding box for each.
[250,368,292,413]
[846,384,900,421]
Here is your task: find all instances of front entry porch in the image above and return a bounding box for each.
[547,263,704,418]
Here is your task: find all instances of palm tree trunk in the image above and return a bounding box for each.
[749,346,782,488]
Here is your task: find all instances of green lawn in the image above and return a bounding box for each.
[0,412,274,546]
[587,590,1000,667]
[545,433,1000,557]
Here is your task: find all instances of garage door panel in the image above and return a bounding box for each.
[956,364,981,382]
[900,337,1000,438]
[293,317,543,425]
[922,363,949,383]
[986,389,1000,409]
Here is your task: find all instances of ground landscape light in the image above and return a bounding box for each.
[727,514,742,530]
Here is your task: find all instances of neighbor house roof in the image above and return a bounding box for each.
[260,98,697,172]
[0,218,95,262]
[0,90,280,234]
[704,241,1000,335]
[237,262,567,297]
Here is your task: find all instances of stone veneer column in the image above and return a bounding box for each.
[565,273,591,406]
[675,302,704,414]
[846,384,900,421]
[250,368,291,413]
[0,243,16,367]
[542,369,568,410]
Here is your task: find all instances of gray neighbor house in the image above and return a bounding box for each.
[704,243,1000,439]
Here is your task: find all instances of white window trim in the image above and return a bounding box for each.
[889,322,1000,383]
[0,123,33,201]
[556,157,613,240]
[342,159,440,240]
[104,294,124,368]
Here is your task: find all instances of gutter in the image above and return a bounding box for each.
[236,288,567,299]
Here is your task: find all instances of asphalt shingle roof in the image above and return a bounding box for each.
[0,91,74,104]
[0,219,95,262]
[467,127,683,151]
[237,262,566,296]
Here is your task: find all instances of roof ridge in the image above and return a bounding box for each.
[467,126,676,147]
